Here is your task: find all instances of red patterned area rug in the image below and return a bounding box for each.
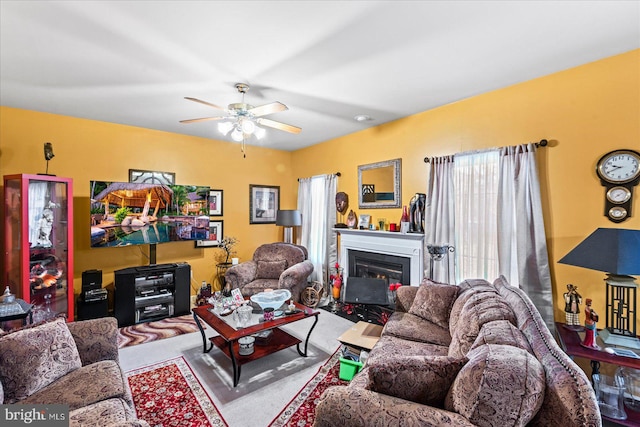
[268,349,348,427]
[118,314,203,349]
[126,356,227,427]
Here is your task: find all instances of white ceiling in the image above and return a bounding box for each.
[1,1,639,151]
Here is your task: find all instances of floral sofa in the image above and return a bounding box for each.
[0,316,149,427]
[315,276,601,427]
[225,242,314,302]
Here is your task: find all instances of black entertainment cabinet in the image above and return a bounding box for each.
[114,263,190,327]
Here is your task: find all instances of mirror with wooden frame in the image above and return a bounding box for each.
[358,158,401,209]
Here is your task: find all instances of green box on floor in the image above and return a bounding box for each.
[339,357,363,381]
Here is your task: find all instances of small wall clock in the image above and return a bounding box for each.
[596,149,640,222]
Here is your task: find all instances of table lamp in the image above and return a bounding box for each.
[276,210,302,244]
[559,228,640,349]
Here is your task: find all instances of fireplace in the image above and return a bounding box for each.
[337,228,424,286]
[348,250,410,285]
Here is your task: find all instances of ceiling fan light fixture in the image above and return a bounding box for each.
[254,126,266,140]
[218,121,233,135]
[241,119,256,134]
[231,127,244,142]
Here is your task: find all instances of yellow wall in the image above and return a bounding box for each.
[291,49,640,329]
[0,108,297,301]
[1,49,638,328]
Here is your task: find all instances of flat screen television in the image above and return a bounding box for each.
[90,181,210,248]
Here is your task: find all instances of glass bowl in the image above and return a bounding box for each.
[250,289,291,311]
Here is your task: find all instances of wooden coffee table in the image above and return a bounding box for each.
[192,300,320,387]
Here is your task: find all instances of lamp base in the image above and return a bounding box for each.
[283,227,293,244]
[599,328,640,350]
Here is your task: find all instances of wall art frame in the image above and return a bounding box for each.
[128,169,176,185]
[249,184,280,224]
[195,220,223,248]
[208,189,223,216]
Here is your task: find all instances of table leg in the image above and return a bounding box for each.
[297,315,319,357]
[193,312,212,353]
[228,340,241,387]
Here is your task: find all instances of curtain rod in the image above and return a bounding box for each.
[423,139,549,163]
[298,172,341,182]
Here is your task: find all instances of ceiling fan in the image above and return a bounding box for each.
[180,83,301,143]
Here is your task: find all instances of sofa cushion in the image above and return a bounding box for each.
[20,360,127,411]
[69,397,136,427]
[256,259,288,279]
[383,312,451,346]
[369,355,467,406]
[470,320,533,354]
[0,317,82,402]
[408,280,460,329]
[449,282,497,334]
[449,292,516,358]
[367,334,449,366]
[445,344,545,427]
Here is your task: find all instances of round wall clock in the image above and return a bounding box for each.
[597,149,640,184]
[596,149,640,223]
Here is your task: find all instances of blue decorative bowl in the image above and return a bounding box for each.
[250,289,291,311]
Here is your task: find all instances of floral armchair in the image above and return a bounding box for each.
[224,243,314,303]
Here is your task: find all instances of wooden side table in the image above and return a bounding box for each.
[555,322,640,426]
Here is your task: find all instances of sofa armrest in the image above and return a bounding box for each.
[279,260,313,287]
[395,285,418,312]
[315,386,475,427]
[225,261,258,290]
[67,317,119,366]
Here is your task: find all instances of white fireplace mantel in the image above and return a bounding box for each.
[336,228,424,286]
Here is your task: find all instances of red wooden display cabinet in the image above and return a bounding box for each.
[3,174,74,322]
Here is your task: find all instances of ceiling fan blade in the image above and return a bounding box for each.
[179,116,226,124]
[249,102,288,117]
[257,118,301,134]
[184,97,225,110]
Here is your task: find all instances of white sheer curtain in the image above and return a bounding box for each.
[426,143,553,328]
[425,155,456,283]
[298,174,337,285]
[498,143,553,329]
[453,149,500,283]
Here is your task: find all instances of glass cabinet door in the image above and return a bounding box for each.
[3,174,74,322]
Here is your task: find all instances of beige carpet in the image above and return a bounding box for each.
[118,304,354,426]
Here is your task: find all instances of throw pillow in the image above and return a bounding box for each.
[408,280,460,329]
[445,344,545,427]
[369,355,467,406]
[256,259,288,279]
[470,320,533,354]
[0,317,82,402]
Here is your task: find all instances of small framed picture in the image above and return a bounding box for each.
[208,189,223,216]
[231,288,244,305]
[249,184,280,224]
[195,220,223,248]
[358,214,371,230]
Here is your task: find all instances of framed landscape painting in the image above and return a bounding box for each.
[249,184,280,224]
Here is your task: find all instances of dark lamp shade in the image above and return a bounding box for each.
[558,228,640,276]
[276,210,302,227]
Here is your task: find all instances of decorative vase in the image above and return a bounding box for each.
[400,205,410,224]
[332,286,341,300]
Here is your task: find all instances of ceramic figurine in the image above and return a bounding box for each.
[581,298,600,349]
[563,284,583,331]
[346,209,357,229]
